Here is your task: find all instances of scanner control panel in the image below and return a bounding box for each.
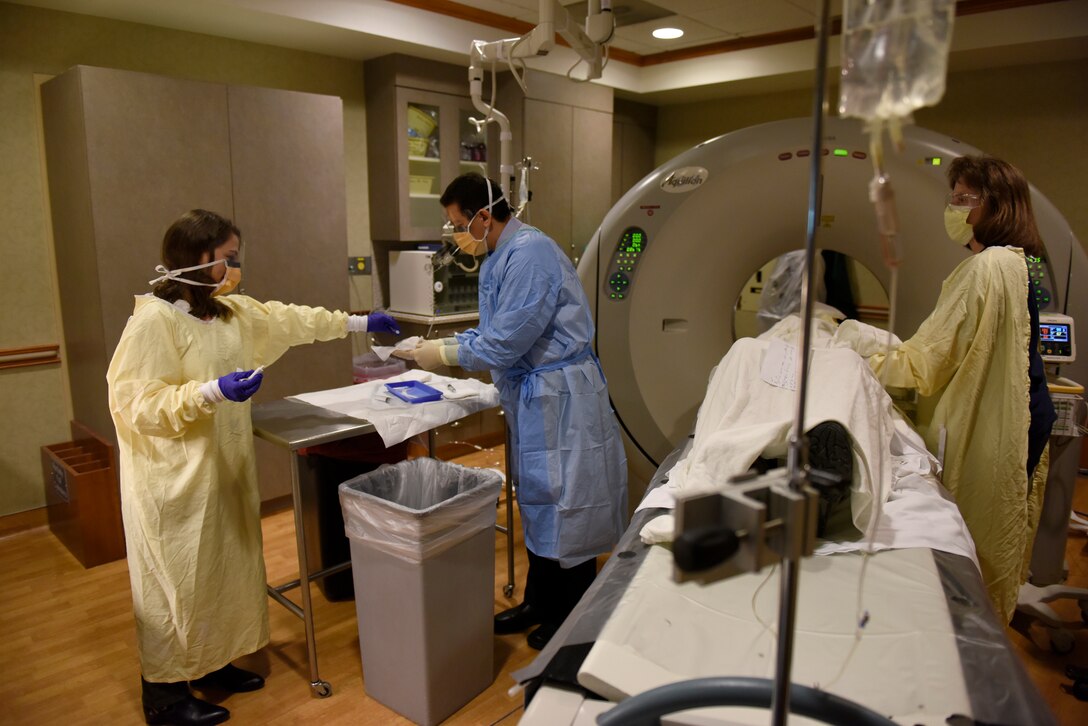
[606,227,647,301]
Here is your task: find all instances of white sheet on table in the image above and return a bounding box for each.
[287,369,499,447]
[577,546,973,726]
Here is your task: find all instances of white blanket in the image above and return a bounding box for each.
[640,316,978,569]
[288,370,499,447]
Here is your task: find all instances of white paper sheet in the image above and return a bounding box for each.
[287,369,499,447]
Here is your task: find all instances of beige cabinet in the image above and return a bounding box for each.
[497,68,614,262]
[40,65,350,500]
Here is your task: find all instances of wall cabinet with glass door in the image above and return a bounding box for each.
[365,55,496,242]
[399,89,494,239]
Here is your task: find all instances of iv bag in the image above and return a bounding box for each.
[839,0,956,121]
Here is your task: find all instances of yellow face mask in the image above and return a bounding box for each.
[450,182,506,257]
[148,257,242,294]
[213,261,242,296]
[451,213,490,256]
[944,205,974,247]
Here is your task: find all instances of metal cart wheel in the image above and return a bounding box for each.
[504,583,514,597]
[311,680,333,698]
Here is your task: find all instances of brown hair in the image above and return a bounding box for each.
[947,156,1043,257]
[152,209,240,320]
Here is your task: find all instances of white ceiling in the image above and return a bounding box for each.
[9,0,1088,104]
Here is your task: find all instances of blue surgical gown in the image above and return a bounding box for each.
[456,218,628,566]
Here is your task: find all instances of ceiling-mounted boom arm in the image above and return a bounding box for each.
[468,0,614,199]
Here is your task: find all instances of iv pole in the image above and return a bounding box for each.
[775,0,833,719]
[598,2,894,723]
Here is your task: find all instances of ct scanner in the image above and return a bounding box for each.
[578,116,1087,501]
[511,117,1086,724]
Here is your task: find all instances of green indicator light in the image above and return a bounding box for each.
[833,148,848,157]
[931,157,942,166]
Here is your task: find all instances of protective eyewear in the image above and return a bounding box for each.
[946,192,981,208]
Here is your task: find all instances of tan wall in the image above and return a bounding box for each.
[655,57,1088,255]
[0,2,371,515]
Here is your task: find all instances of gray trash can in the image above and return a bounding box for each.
[339,458,503,726]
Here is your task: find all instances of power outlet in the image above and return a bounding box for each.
[348,256,372,275]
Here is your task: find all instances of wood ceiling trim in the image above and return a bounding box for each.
[386,0,1065,69]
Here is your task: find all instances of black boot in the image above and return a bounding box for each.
[191,663,265,694]
[806,421,854,537]
[142,677,229,726]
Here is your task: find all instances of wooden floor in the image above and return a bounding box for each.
[0,444,534,725]
[2,447,1087,724]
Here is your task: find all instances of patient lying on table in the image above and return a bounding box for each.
[642,306,978,568]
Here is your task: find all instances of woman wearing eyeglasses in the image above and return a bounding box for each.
[865,156,1056,623]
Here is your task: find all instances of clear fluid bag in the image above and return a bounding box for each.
[839,0,956,121]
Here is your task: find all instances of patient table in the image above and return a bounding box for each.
[515,443,1056,725]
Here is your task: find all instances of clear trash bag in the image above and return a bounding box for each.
[339,458,503,563]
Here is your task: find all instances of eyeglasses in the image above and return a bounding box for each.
[946,192,982,208]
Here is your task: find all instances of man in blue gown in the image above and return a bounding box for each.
[397,173,628,649]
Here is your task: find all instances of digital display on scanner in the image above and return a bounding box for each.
[1040,324,1070,343]
[625,232,644,253]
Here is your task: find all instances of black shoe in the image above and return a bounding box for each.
[806,421,853,537]
[494,602,543,634]
[144,694,230,725]
[191,664,265,694]
[527,623,559,651]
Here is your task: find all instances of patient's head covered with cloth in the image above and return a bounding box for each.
[646,309,978,567]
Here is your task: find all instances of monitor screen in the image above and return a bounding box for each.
[1040,323,1070,343]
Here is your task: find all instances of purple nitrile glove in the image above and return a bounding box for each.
[367,311,401,335]
[218,370,263,402]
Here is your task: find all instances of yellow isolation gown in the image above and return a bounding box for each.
[869,246,1042,622]
[107,294,349,682]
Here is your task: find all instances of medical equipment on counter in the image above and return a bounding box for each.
[388,249,479,317]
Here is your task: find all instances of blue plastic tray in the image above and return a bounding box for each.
[384,380,444,404]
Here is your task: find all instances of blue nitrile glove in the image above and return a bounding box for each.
[218,370,263,402]
[366,311,401,335]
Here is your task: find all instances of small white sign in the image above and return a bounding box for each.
[760,339,798,391]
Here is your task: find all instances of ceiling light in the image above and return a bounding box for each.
[652,27,684,40]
